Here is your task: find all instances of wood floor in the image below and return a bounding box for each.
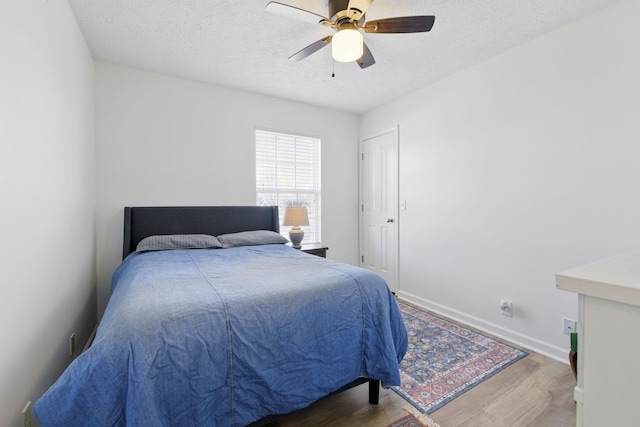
[266,318,577,427]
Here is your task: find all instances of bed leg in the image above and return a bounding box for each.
[368,379,380,404]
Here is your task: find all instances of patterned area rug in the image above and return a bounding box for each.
[393,302,528,414]
[387,408,440,427]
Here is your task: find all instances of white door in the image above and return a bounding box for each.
[360,127,398,292]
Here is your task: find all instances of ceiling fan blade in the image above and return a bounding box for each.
[289,36,333,61]
[357,42,375,69]
[364,16,435,33]
[265,1,328,25]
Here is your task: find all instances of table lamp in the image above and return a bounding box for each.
[283,206,309,249]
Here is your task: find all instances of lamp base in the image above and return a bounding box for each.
[289,227,304,249]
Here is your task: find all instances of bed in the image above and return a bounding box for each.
[35,206,408,426]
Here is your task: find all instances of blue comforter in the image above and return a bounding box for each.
[35,244,407,426]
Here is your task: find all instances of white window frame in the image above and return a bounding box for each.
[255,128,321,244]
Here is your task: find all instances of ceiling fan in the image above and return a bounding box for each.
[265,0,435,69]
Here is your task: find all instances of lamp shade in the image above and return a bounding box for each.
[332,29,363,62]
[283,206,309,226]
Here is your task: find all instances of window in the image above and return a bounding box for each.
[256,129,321,244]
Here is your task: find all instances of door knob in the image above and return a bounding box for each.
[387,218,395,223]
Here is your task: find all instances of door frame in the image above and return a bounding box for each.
[359,125,399,292]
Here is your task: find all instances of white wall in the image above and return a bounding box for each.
[95,63,360,316]
[361,0,640,361]
[0,2,96,426]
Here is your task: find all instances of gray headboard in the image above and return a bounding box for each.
[123,206,280,259]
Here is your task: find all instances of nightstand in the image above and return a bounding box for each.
[298,243,328,258]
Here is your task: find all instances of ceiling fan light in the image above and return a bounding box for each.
[332,29,363,62]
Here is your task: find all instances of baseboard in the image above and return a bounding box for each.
[396,290,569,364]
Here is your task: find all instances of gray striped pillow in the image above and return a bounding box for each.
[217,230,289,248]
[136,234,222,252]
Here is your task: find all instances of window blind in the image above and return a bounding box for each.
[256,129,321,244]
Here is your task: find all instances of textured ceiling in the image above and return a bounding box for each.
[68,0,619,114]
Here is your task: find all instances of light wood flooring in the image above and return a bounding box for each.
[266,315,577,427]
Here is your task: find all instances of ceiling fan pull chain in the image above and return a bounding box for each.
[332,58,335,78]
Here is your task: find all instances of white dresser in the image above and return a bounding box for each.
[557,250,640,427]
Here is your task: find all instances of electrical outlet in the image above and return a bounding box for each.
[563,318,577,335]
[499,298,513,317]
[70,333,76,356]
[22,401,31,427]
